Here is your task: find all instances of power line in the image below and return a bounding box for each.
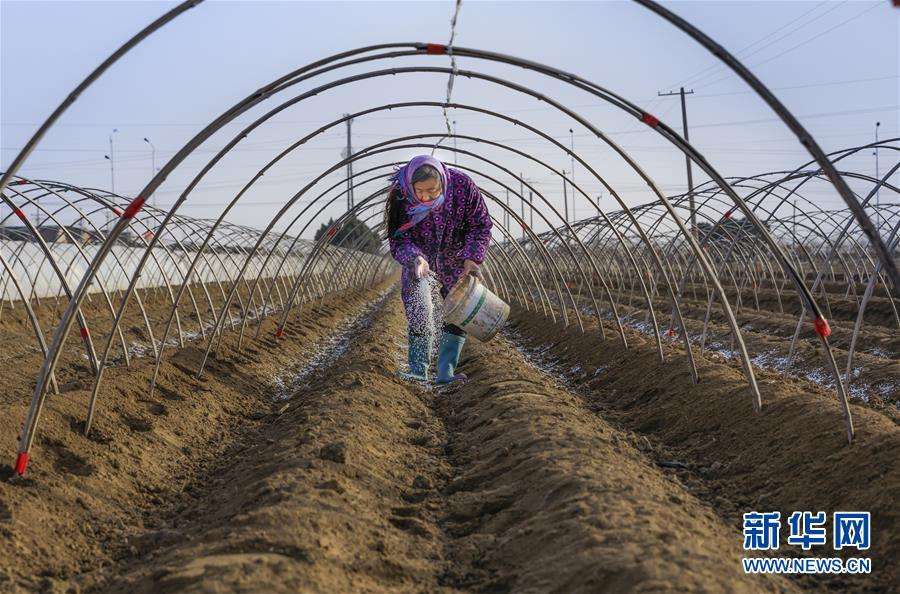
[695,75,898,99]
[663,1,832,91]
[695,2,884,91]
[636,3,830,126]
[6,102,895,175]
[684,1,848,89]
[3,74,894,136]
[428,104,899,147]
[2,142,351,170]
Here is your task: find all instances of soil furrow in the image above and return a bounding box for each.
[431,335,795,593]
[4,280,895,592]
[72,291,803,593]
[505,308,899,592]
[535,287,899,411]
[88,291,459,593]
[0,282,396,593]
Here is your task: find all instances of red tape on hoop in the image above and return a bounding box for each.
[641,113,660,128]
[122,196,146,219]
[275,328,284,338]
[80,326,90,339]
[13,208,26,221]
[813,316,831,338]
[14,452,29,476]
[426,43,447,55]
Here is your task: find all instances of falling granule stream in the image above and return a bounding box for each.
[405,273,445,362]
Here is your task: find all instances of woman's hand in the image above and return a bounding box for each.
[462,259,481,279]
[413,256,431,279]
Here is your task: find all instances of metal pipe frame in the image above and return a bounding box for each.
[3,4,897,474]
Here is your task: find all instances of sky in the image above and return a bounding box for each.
[2,0,898,237]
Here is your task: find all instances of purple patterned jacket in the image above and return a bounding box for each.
[389,168,493,301]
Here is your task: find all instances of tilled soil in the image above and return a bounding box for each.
[435,337,793,593]
[1,281,896,592]
[507,308,899,592]
[531,280,899,411]
[0,281,396,592]
[75,294,791,593]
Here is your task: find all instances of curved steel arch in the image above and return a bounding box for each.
[5,7,896,473]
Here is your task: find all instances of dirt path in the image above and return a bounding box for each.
[77,293,796,593]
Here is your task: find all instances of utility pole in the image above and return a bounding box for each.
[144,137,156,207]
[529,191,533,231]
[874,121,881,217]
[104,128,118,227]
[505,187,510,230]
[562,169,568,223]
[658,87,695,232]
[453,120,458,164]
[106,128,118,194]
[519,173,525,240]
[518,175,540,239]
[793,200,797,242]
[569,129,575,222]
[344,114,354,211]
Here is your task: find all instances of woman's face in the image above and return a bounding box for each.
[412,177,443,202]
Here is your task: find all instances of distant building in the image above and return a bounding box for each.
[0,225,105,244]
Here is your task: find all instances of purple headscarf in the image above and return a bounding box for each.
[391,155,452,237]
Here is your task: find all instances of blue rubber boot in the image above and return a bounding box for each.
[400,331,432,382]
[436,332,467,385]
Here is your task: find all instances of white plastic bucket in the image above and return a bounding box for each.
[443,274,509,342]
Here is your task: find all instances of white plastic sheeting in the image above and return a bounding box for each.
[0,239,328,301]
